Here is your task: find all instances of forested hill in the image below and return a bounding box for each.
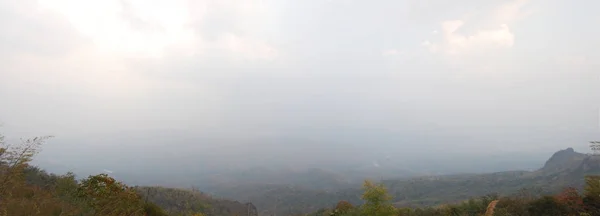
[0,135,255,216]
[369,148,596,204]
[307,175,600,216]
[204,148,600,215]
[380,147,599,207]
[4,133,599,216]
[135,186,258,216]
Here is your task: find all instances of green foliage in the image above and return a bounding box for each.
[0,130,267,216]
[360,180,397,216]
[77,173,146,215]
[334,200,354,214]
[0,132,167,216]
[555,187,584,215]
[582,175,600,215]
[335,207,361,216]
[135,186,259,216]
[0,135,82,216]
[396,207,412,216]
[309,175,600,216]
[495,197,529,216]
[143,201,170,216]
[0,136,52,196]
[6,130,600,216]
[584,176,600,198]
[527,196,568,216]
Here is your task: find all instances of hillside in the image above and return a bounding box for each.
[382,148,598,206]
[205,183,362,216]
[135,186,258,216]
[196,168,367,215]
[308,175,600,216]
[5,133,598,216]
[1,135,256,216]
[19,164,255,216]
[204,148,600,215]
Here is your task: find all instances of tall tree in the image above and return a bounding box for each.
[77,173,145,216]
[555,187,583,214]
[0,134,81,215]
[583,175,600,215]
[360,180,397,216]
[527,196,568,216]
[0,135,52,196]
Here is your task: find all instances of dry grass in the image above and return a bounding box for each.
[484,200,499,216]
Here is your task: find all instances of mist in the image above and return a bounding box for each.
[1,0,599,186]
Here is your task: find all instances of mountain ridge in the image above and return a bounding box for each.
[202,147,599,215]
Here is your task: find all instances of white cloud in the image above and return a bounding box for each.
[423,0,527,55]
[37,0,190,58]
[2,0,279,119]
[0,0,243,134]
[493,0,530,24]
[35,0,278,60]
[442,21,514,55]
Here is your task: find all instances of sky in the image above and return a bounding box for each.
[0,0,599,175]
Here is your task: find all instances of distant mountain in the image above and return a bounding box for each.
[540,147,587,173]
[205,183,362,216]
[203,148,600,216]
[382,147,600,207]
[196,168,365,216]
[197,167,354,191]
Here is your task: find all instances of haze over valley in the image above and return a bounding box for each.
[0,0,599,215]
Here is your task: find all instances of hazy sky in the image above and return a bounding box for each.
[1,0,599,172]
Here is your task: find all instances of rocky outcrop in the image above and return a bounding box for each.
[541,147,586,173]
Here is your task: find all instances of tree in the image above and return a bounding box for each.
[360,180,397,216]
[0,136,52,196]
[527,196,568,216]
[77,173,145,216]
[583,176,600,215]
[495,197,529,216]
[143,202,169,216]
[0,131,171,215]
[444,205,463,216]
[0,134,82,215]
[584,176,600,198]
[334,200,354,213]
[555,187,583,214]
[396,207,412,216]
